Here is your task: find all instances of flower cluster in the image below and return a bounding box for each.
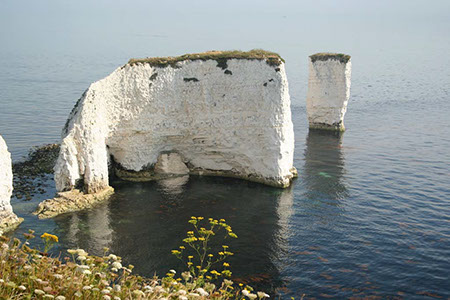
[0,221,271,300]
[40,233,58,243]
[40,232,58,253]
[173,217,238,281]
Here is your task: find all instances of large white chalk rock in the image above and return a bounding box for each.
[306,53,351,131]
[55,50,296,193]
[0,135,22,232]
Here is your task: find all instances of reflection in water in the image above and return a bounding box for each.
[303,129,348,205]
[156,175,189,196]
[277,129,351,296]
[86,206,113,253]
[55,203,113,254]
[53,176,293,293]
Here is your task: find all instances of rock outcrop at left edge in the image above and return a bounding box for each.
[0,135,23,233]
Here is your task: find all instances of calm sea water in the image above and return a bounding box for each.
[1,1,450,298]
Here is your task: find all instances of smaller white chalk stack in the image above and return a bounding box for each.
[306,53,351,131]
[0,135,23,233]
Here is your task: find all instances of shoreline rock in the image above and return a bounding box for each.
[12,144,60,201]
[33,186,114,219]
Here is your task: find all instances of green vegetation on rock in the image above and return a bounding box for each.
[128,49,284,68]
[309,53,351,64]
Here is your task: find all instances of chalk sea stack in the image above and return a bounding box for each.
[37,50,297,218]
[306,53,352,131]
[0,135,23,232]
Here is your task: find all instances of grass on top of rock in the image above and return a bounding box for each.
[128,49,284,68]
[309,53,351,64]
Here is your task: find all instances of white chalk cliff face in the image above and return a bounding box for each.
[55,53,296,193]
[0,135,22,232]
[306,54,351,131]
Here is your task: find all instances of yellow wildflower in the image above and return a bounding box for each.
[228,232,238,239]
[40,233,58,243]
[223,262,230,267]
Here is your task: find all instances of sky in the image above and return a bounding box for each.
[1,0,449,59]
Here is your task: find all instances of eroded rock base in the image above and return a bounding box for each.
[34,187,114,219]
[114,152,189,182]
[116,167,297,187]
[114,152,297,188]
[309,122,345,132]
[190,167,298,188]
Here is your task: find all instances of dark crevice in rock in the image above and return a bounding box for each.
[216,58,228,70]
[74,177,85,192]
[183,77,199,82]
[149,73,158,81]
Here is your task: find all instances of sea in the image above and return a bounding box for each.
[0,1,449,298]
